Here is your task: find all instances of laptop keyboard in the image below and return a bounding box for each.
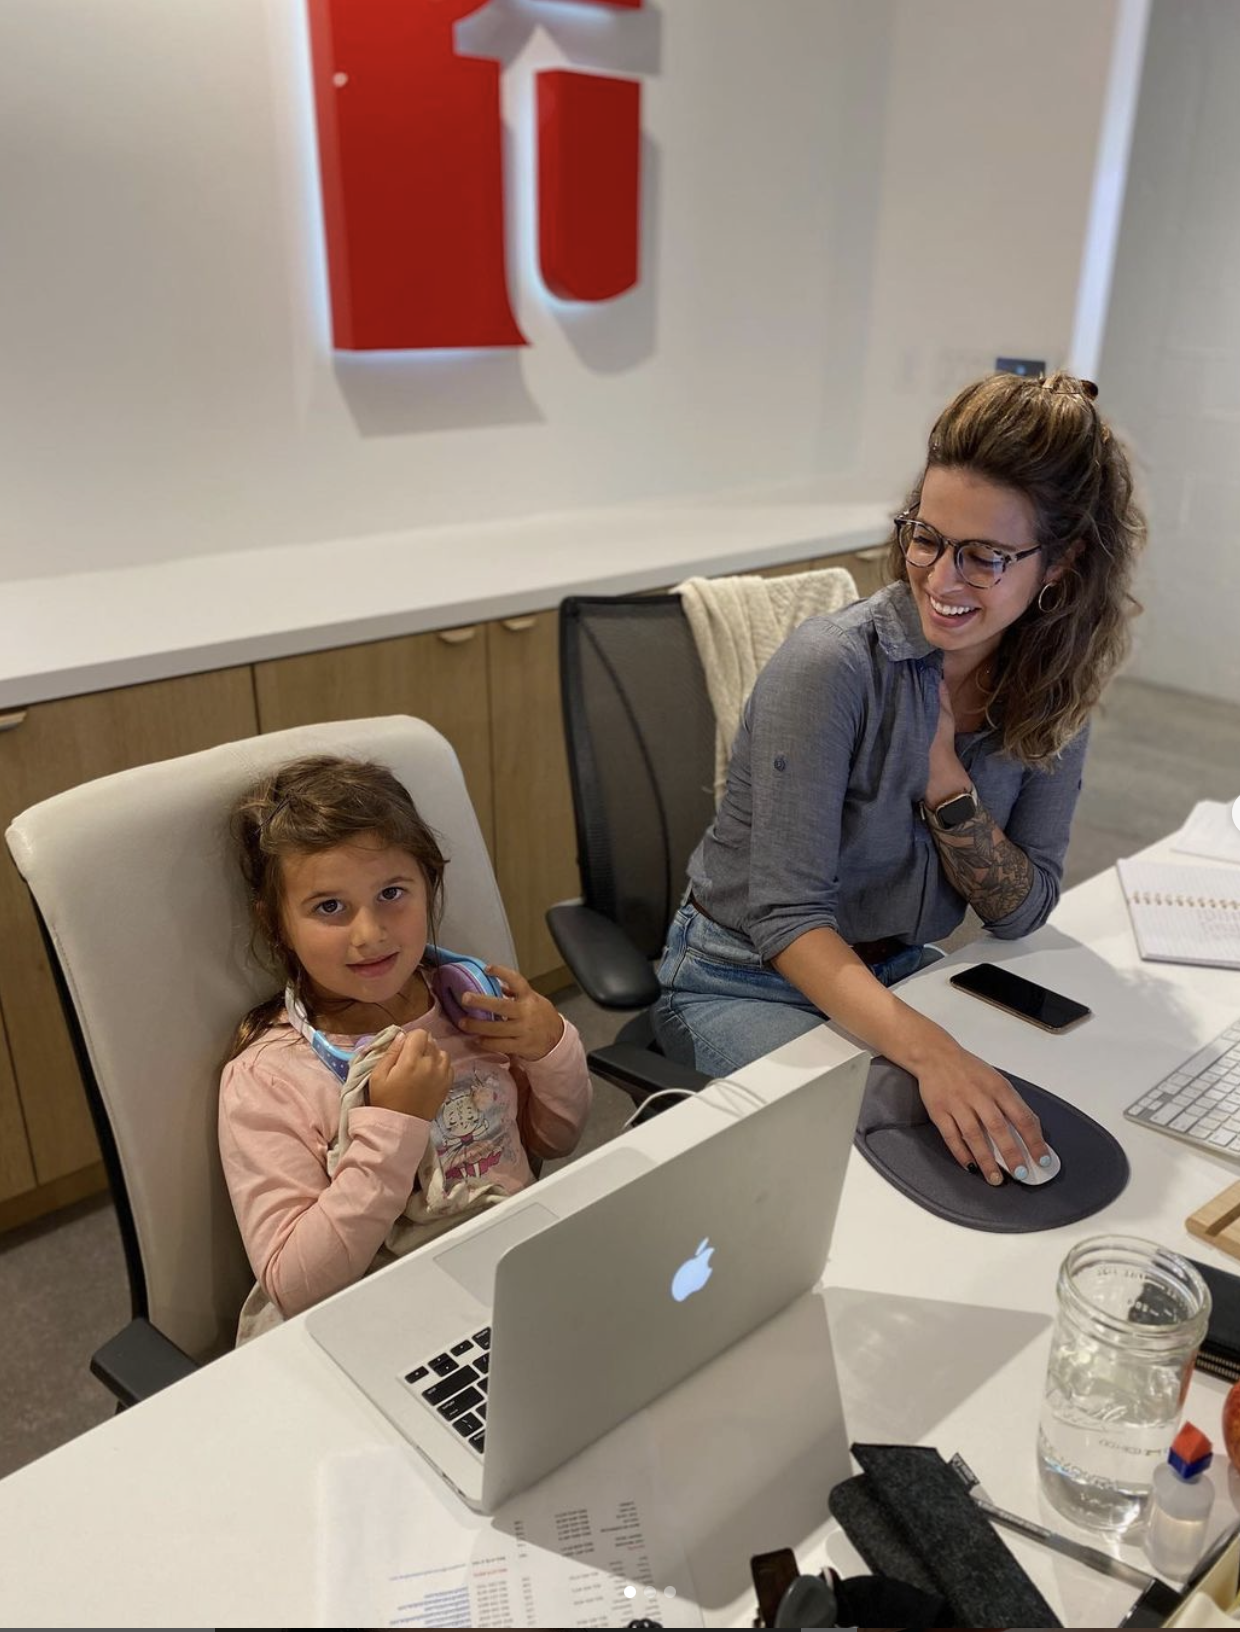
[1124,1017,1240,1156]
[403,1326,491,1458]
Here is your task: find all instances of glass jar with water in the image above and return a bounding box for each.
[1038,1235,1210,1531]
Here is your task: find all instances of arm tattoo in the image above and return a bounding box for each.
[930,804,1034,923]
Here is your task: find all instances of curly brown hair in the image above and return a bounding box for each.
[884,370,1147,765]
[226,755,447,1061]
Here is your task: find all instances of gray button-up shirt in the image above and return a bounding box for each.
[687,581,1090,962]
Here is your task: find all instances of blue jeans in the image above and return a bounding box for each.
[652,902,941,1078]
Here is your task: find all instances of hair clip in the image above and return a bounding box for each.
[259,793,293,834]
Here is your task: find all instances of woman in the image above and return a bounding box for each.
[653,371,1145,1185]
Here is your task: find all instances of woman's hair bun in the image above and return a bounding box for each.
[1042,371,1099,402]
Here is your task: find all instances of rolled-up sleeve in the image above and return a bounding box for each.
[984,721,1091,940]
[745,623,865,961]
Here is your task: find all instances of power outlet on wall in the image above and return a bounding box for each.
[995,356,1047,378]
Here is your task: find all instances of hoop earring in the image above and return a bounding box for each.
[1037,581,1066,614]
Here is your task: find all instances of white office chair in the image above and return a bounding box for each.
[5,716,518,1404]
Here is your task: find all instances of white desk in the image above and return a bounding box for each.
[5,835,1240,1629]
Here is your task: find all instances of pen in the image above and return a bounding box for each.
[949,1453,1154,1591]
[971,1487,1156,1590]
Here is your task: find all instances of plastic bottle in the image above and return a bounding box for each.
[1144,1422,1215,1580]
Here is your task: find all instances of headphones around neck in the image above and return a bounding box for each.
[283,945,506,1083]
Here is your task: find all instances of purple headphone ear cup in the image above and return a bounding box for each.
[432,962,500,1026]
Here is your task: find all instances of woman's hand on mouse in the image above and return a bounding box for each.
[915,1043,1048,1183]
[456,964,566,1061]
[367,1028,454,1121]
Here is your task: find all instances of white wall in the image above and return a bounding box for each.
[850,0,1122,497]
[0,0,895,580]
[0,0,1130,587]
[1099,0,1240,706]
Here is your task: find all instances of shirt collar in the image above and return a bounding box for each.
[873,580,940,668]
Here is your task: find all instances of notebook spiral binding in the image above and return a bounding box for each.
[1194,1348,1240,1386]
[1132,891,1240,909]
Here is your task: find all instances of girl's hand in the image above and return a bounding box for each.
[367,1028,454,1121]
[925,679,969,808]
[457,964,566,1061]
[916,1042,1049,1184]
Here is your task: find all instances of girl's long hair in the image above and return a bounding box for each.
[226,755,446,1061]
[884,370,1147,765]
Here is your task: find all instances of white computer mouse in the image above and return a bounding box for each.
[986,1122,1062,1185]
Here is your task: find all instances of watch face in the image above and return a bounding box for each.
[936,792,976,828]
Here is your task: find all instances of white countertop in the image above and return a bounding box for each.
[0,482,892,709]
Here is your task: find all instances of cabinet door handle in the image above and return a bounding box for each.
[437,627,479,646]
[0,710,28,733]
[501,617,537,633]
[855,545,888,562]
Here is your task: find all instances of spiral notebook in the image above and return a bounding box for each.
[1116,858,1240,970]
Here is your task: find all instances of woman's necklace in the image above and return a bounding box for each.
[953,660,995,730]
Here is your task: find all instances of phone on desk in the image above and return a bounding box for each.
[949,962,1092,1033]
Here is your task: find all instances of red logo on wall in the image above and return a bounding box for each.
[306,0,643,352]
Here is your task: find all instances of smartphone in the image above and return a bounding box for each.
[750,1547,799,1628]
[949,962,1092,1032]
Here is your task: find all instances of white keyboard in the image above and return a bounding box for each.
[1125,1017,1240,1155]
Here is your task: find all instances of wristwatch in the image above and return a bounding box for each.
[921,784,980,831]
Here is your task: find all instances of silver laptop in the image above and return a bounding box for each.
[306,1055,867,1512]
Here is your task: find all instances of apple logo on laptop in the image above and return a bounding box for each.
[671,1237,714,1302]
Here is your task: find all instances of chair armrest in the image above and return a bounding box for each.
[546,900,661,1010]
[90,1317,200,1407]
[586,1042,712,1102]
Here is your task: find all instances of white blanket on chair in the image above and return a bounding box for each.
[676,566,858,802]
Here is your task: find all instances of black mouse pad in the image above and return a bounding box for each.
[854,1055,1129,1231]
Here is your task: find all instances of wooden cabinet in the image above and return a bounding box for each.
[254,612,579,986]
[757,545,889,598]
[253,626,495,855]
[823,544,890,599]
[0,1003,33,1206]
[753,560,812,580]
[486,614,578,985]
[0,670,258,1196]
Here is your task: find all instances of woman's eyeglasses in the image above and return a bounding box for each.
[894,513,1042,590]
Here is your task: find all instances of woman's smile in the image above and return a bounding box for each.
[925,592,981,629]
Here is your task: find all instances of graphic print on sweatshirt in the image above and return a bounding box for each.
[430,1067,517,1186]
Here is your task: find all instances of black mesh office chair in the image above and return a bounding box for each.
[548,594,715,1104]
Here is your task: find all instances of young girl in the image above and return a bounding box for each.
[218,754,592,1343]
